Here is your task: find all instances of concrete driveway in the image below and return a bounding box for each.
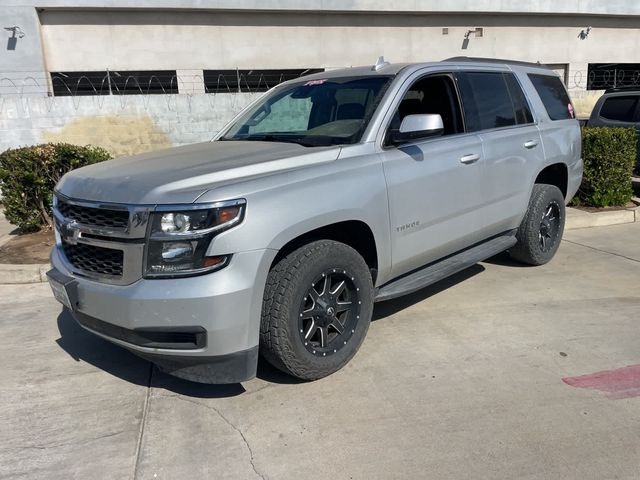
[1,223,639,480]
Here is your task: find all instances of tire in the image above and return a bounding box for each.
[260,240,374,380]
[510,184,565,266]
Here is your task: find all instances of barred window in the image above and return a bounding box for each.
[50,70,178,96]
[50,69,325,96]
[203,69,324,93]
[588,63,640,91]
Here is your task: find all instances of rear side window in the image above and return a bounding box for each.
[599,96,639,122]
[528,74,574,121]
[455,72,517,132]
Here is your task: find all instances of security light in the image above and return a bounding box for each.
[4,26,25,38]
[579,26,592,40]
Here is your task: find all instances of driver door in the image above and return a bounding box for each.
[379,73,486,278]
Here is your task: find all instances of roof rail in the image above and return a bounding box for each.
[443,56,549,68]
[604,86,640,94]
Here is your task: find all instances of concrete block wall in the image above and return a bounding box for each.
[0,92,257,156]
[0,6,48,97]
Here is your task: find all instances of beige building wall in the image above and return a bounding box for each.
[6,7,639,154]
[38,10,640,116]
[39,11,640,73]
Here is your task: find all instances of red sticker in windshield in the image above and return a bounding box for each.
[304,79,327,86]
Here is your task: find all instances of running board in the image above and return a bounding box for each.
[375,233,517,302]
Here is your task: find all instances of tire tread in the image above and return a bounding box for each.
[510,184,565,266]
[260,240,372,380]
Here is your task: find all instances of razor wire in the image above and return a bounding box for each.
[6,68,637,116]
[0,71,312,116]
[567,69,640,91]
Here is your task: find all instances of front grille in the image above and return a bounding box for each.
[57,200,129,229]
[62,242,124,277]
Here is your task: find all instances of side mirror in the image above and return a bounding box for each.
[388,114,444,145]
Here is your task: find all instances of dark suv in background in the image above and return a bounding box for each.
[587,87,640,173]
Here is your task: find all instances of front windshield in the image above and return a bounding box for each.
[220,76,393,147]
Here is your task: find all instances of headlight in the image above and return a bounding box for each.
[144,200,245,278]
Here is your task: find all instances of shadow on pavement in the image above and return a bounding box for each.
[56,309,150,387]
[482,250,529,268]
[372,264,485,321]
[56,310,302,397]
[56,261,493,395]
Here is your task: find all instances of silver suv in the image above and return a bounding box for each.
[47,57,583,383]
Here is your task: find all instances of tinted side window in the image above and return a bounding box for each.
[456,72,517,132]
[389,74,464,137]
[528,74,574,121]
[504,74,534,124]
[599,96,639,122]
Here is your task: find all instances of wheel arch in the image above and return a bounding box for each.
[535,162,568,199]
[269,219,379,284]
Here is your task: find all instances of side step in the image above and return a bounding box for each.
[375,233,517,302]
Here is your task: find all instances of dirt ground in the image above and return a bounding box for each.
[0,229,55,264]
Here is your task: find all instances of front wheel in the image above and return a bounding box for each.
[260,240,374,380]
[510,184,565,266]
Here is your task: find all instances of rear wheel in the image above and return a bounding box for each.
[510,184,565,266]
[260,240,374,380]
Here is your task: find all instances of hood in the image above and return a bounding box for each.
[56,141,341,204]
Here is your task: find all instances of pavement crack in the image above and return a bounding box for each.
[174,396,266,480]
[14,430,129,451]
[244,383,274,396]
[132,363,154,480]
[563,239,640,264]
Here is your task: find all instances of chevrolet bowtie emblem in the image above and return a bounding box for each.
[61,220,82,245]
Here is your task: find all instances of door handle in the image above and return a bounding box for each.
[460,153,480,164]
[524,140,539,149]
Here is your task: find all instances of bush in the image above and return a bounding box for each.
[576,127,636,207]
[0,143,112,231]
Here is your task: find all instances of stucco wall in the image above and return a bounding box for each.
[0,6,47,96]
[38,11,640,75]
[0,3,626,154]
[0,93,255,156]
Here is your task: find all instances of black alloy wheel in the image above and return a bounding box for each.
[539,201,561,252]
[298,269,360,357]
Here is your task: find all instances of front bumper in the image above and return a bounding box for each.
[49,246,276,383]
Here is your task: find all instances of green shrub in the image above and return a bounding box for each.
[0,143,112,231]
[577,127,636,207]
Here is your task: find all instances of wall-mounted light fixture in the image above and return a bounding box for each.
[462,28,483,49]
[465,27,483,39]
[579,26,592,40]
[4,25,25,50]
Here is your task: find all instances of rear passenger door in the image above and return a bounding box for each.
[455,71,544,237]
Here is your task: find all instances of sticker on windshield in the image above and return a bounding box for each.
[568,103,575,119]
[304,79,327,86]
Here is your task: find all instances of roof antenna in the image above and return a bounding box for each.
[372,56,390,71]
